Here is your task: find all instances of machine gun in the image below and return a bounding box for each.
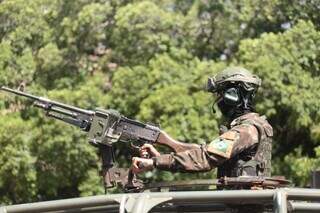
[0,86,198,191]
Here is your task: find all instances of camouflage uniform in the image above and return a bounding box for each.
[152,112,273,178]
[151,67,273,213]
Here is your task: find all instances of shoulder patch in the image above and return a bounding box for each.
[207,137,234,159]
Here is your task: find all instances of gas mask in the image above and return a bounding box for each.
[217,87,242,119]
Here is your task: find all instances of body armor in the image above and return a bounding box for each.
[217,113,273,178]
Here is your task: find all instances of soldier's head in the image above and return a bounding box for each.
[206,67,261,120]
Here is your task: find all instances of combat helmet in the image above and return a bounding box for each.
[206,67,261,93]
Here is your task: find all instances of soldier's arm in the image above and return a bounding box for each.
[152,124,259,172]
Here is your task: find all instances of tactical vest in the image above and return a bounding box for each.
[217,113,273,178]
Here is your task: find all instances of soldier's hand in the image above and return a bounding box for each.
[139,144,160,158]
[131,157,154,174]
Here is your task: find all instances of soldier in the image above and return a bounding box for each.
[131,67,273,180]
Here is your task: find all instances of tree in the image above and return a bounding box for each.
[0,114,36,204]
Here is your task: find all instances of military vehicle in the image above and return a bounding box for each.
[1,184,320,213]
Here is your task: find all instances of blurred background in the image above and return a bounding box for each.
[0,0,319,204]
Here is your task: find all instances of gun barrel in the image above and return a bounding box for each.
[1,86,95,116]
[1,86,40,100]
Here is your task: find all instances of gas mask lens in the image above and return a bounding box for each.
[223,87,240,105]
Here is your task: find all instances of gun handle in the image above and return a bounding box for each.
[156,131,200,153]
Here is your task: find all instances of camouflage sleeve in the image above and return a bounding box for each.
[153,124,259,172]
[206,123,259,160]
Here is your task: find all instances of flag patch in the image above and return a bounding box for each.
[207,138,234,158]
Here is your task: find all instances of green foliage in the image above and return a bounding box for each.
[238,20,320,156]
[0,114,36,204]
[112,1,184,64]
[0,0,319,204]
[273,146,320,187]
